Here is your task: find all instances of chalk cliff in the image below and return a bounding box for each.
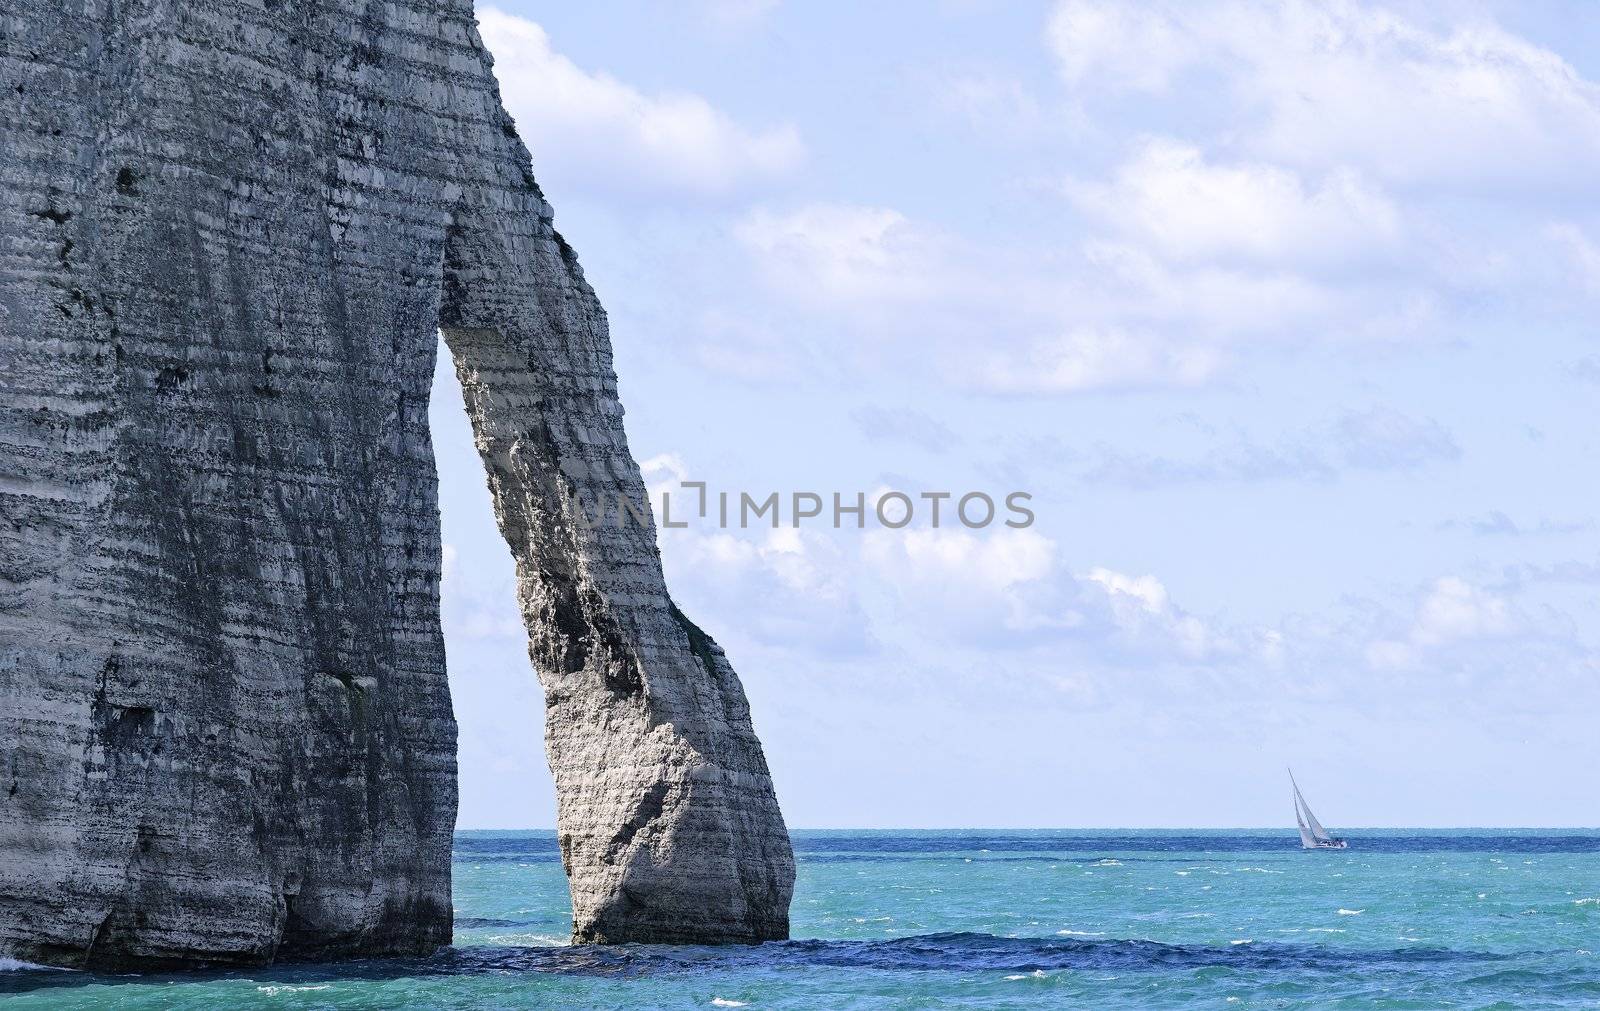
[0,0,792,968]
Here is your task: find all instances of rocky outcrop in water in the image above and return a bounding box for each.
[0,0,792,968]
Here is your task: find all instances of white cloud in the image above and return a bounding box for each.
[1080,406,1460,488]
[734,204,939,302]
[1048,1,1194,92]
[1411,577,1512,646]
[1047,0,1600,189]
[730,192,1427,394]
[1366,577,1514,669]
[862,527,1082,646]
[662,524,877,658]
[860,529,1241,662]
[868,527,1058,592]
[1068,140,1400,267]
[568,2,1597,406]
[965,328,1221,394]
[1074,241,1348,334]
[1547,223,1600,294]
[1085,567,1231,660]
[1331,406,1461,472]
[634,454,1587,713]
[725,161,1428,393]
[477,9,803,197]
[1086,568,1168,612]
[642,454,875,657]
[640,452,690,511]
[439,541,525,642]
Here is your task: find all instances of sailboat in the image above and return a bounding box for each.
[1290,769,1348,849]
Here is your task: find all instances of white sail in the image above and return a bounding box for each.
[1296,785,1333,843]
[1290,770,1343,848]
[1293,789,1316,848]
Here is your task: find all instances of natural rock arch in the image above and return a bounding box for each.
[0,0,792,968]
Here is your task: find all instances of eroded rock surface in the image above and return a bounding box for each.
[0,0,791,968]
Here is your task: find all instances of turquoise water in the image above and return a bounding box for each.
[5,829,1600,1008]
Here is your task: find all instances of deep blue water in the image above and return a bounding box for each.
[6,829,1600,1007]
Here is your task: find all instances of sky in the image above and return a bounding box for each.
[434,0,1600,829]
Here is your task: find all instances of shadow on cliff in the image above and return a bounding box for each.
[0,932,1511,996]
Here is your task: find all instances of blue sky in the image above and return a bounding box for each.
[436,0,1600,829]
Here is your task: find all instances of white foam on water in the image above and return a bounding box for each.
[1230,939,1253,945]
[1574,897,1599,906]
[257,985,332,996]
[711,999,747,1007]
[1337,908,1364,915]
[1055,929,1105,936]
[1307,928,1345,934]
[488,932,567,947]
[0,958,56,972]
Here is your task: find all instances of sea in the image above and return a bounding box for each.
[4,829,1599,1008]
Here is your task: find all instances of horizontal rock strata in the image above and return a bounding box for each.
[0,0,791,968]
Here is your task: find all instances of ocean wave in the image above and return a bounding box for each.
[256,984,331,995]
[472,937,1506,985]
[0,931,1514,996]
[447,933,1504,978]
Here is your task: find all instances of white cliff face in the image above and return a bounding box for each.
[0,0,792,968]
[442,314,795,943]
